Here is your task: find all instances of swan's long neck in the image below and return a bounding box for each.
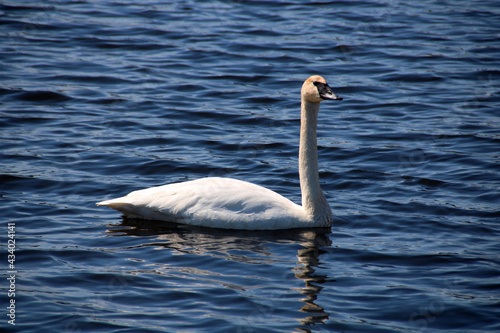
[299,98,332,224]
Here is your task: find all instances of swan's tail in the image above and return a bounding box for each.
[97,197,134,213]
[97,197,185,222]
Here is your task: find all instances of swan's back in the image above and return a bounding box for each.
[98,177,311,230]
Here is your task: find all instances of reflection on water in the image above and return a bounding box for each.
[106,218,332,330]
[295,239,331,326]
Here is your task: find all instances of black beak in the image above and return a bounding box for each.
[314,81,342,101]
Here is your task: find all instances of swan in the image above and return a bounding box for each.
[97,75,342,230]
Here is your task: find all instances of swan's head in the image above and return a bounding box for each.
[301,75,342,103]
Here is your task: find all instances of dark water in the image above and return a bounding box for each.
[1,0,500,332]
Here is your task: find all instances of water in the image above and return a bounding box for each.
[1,0,499,332]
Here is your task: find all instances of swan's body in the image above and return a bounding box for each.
[97,75,342,230]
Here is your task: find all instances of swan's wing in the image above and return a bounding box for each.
[97,177,309,229]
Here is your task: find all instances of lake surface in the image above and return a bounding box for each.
[1,1,499,332]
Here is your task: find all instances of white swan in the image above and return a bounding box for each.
[97,75,342,230]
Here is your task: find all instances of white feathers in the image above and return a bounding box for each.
[98,177,309,230]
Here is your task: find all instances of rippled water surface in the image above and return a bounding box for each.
[1,1,500,332]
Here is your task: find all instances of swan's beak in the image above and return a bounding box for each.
[315,82,343,101]
[321,84,342,101]
[322,91,343,101]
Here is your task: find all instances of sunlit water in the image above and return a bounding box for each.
[1,1,499,332]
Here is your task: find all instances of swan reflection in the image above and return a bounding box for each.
[106,218,332,330]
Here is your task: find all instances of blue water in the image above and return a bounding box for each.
[1,1,500,332]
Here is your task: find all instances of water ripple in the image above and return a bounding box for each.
[1,0,499,332]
